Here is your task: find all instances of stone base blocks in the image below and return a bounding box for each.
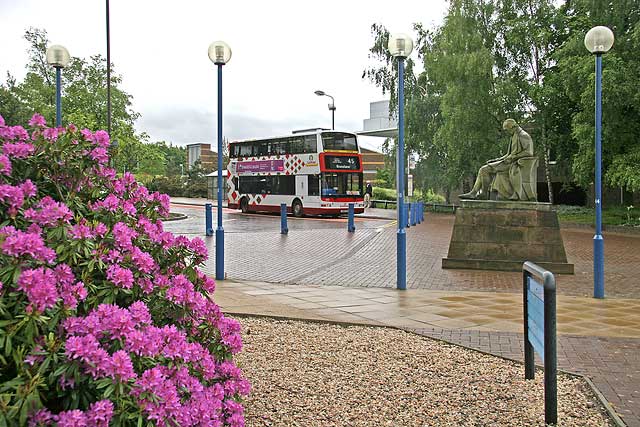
[442,200,574,274]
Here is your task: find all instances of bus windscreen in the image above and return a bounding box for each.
[321,172,362,196]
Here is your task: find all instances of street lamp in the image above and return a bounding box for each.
[46,45,70,127]
[584,26,614,299]
[106,0,112,137]
[388,33,413,290]
[314,90,336,130]
[208,40,232,281]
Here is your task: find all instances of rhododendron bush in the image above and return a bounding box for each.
[0,114,249,426]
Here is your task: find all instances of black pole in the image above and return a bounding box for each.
[106,0,111,137]
[543,273,558,425]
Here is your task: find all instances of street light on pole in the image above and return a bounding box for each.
[388,33,413,291]
[208,40,232,281]
[314,90,336,130]
[46,45,70,127]
[584,26,614,299]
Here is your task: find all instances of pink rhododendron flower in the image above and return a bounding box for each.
[28,113,46,127]
[91,193,120,212]
[69,222,94,239]
[106,265,134,289]
[131,247,157,273]
[21,179,37,197]
[94,222,108,237]
[2,142,35,158]
[24,196,73,226]
[188,237,208,260]
[56,409,87,427]
[0,114,4,127]
[89,147,108,164]
[92,130,110,148]
[43,127,59,141]
[0,226,56,264]
[112,222,138,250]
[86,400,114,427]
[0,184,26,214]
[0,125,29,141]
[108,350,136,381]
[17,267,59,312]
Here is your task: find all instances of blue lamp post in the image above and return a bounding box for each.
[584,26,614,299]
[208,40,232,281]
[388,33,413,290]
[46,45,70,127]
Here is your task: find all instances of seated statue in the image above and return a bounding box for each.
[459,119,537,201]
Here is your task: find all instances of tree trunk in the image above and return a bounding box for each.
[542,123,554,204]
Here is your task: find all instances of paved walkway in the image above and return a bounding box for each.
[213,280,640,426]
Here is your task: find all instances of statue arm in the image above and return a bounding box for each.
[505,132,533,162]
[486,153,507,164]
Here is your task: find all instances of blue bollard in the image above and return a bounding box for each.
[280,203,288,234]
[205,203,213,236]
[412,203,417,226]
[348,203,356,232]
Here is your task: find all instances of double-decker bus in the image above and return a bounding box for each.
[227,130,364,217]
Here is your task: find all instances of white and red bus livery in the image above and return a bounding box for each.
[227,130,364,216]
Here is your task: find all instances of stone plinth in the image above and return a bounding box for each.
[442,200,574,274]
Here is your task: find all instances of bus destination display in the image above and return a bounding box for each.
[324,156,360,170]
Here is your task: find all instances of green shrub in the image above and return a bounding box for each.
[146,175,185,197]
[421,188,446,204]
[372,187,396,201]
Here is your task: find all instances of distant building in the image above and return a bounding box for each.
[358,100,396,182]
[361,146,385,182]
[186,143,218,173]
[362,100,397,135]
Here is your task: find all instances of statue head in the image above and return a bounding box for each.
[502,118,518,133]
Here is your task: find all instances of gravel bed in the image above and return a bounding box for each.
[235,317,613,427]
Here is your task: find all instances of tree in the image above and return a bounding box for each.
[365,2,506,201]
[1,28,141,155]
[494,0,567,202]
[547,0,640,193]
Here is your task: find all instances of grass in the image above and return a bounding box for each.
[557,205,640,227]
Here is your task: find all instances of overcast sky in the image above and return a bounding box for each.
[1,0,448,151]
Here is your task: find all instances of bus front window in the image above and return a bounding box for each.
[321,173,362,197]
[321,133,358,152]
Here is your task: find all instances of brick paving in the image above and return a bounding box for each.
[297,214,640,298]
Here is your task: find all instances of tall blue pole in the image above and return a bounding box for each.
[594,54,604,298]
[216,64,225,281]
[397,58,406,290]
[55,67,62,127]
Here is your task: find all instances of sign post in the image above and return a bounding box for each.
[523,261,557,425]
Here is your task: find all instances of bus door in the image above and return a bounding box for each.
[295,175,308,198]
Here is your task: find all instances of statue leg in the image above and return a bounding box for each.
[460,166,492,200]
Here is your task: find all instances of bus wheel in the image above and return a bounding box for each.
[292,199,303,218]
[240,197,249,213]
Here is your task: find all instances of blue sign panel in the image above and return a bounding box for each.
[527,277,545,362]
